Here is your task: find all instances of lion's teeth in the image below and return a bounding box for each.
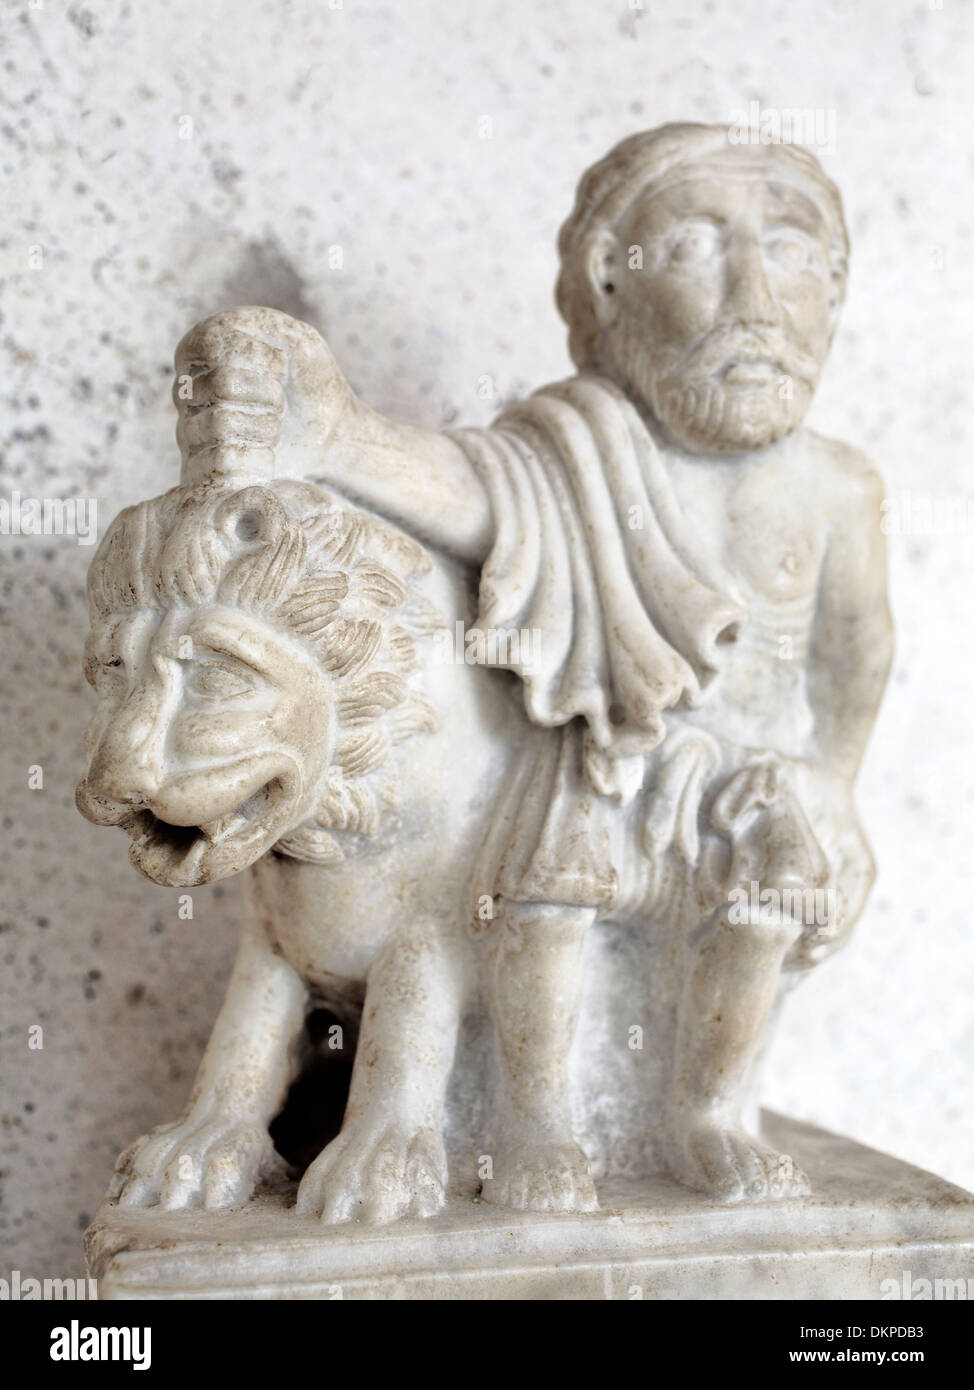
[200,813,248,844]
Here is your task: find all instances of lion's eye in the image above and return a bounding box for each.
[186,662,255,700]
[89,654,125,692]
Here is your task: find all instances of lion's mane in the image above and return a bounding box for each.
[87,478,444,863]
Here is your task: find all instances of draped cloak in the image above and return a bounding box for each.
[449,373,750,914]
[451,373,746,774]
[449,371,873,960]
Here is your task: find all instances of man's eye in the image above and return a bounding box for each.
[668,225,721,266]
[764,232,818,273]
[186,662,254,700]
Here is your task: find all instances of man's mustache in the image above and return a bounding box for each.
[669,325,819,386]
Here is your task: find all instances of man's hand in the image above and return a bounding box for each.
[173,306,357,484]
[170,304,493,564]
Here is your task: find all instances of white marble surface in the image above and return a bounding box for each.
[86,1115,974,1299]
[2,0,972,1279]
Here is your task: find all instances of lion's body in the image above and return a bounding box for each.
[78,477,539,1220]
[78,454,886,1220]
[248,540,523,992]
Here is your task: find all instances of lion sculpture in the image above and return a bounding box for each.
[76,474,534,1222]
[77,293,885,1224]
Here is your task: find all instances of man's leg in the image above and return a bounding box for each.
[483,899,598,1212]
[661,904,810,1201]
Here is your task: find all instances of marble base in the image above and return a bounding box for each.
[85,1113,974,1300]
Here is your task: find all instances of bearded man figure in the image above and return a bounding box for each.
[174,123,893,1212]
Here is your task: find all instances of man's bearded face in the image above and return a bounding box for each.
[605,165,838,454]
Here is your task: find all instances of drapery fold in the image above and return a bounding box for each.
[449,373,747,779]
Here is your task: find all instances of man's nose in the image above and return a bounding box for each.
[87,690,167,805]
[721,233,781,327]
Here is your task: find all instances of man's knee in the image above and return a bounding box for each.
[496,899,597,949]
[703,898,803,950]
[724,878,834,934]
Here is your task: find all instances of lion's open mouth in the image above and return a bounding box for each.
[198,784,275,845]
[128,813,201,852]
[123,780,285,884]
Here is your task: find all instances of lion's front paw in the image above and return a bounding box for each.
[481,1135,598,1214]
[295,1121,448,1225]
[662,1116,811,1203]
[111,1109,280,1211]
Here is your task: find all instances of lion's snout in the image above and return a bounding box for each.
[76,733,165,824]
[79,751,160,820]
[75,776,135,827]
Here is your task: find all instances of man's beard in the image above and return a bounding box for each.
[610,318,821,454]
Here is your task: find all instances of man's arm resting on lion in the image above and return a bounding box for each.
[806,449,894,783]
[174,306,493,565]
[318,396,494,565]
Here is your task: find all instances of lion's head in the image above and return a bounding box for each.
[76,478,442,887]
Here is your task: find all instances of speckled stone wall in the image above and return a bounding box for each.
[2,0,971,1280]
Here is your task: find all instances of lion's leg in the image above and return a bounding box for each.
[296,921,463,1224]
[660,905,810,1202]
[114,877,308,1211]
[482,900,598,1213]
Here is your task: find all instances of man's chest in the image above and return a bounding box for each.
[664,449,828,608]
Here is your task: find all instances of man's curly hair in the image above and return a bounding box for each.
[555,123,850,368]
